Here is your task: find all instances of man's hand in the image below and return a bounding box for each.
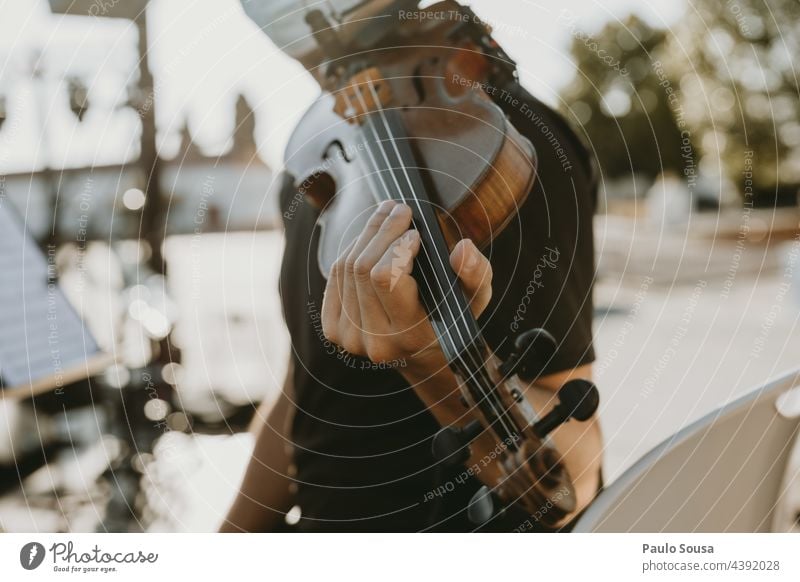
[321,200,493,377]
[320,199,603,518]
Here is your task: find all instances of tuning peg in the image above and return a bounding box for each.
[467,485,495,525]
[533,379,599,438]
[431,420,483,466]
[498,328,558,380]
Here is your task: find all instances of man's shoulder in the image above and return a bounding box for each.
[491,83,597,204]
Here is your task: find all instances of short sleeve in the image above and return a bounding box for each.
[477,85,596,375]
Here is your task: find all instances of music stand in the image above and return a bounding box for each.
[574,369,800,532]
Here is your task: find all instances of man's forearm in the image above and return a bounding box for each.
[219,367,296,532]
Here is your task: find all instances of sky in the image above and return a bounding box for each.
[0,0,686,173]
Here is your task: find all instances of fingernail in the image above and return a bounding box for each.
[390,203,408,217]
[377,200,394,214]
[464,240,479,269]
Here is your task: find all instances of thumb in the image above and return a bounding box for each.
[450,239,493,317]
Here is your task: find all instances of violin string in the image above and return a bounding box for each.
[341,90,469,380]
[359,79,513,420]
[341,87,510,435]
[342,90,472,375]
[359,79,516,434]
[357,81,496,366]
[361,81,476,341]
[357,131,520,442]
[353,78,519,438]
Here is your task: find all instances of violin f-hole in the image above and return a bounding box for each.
[297,168,336,211]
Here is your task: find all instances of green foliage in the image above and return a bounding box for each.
[560,2,800,194]
[661,0,800,189]
[560,14,685,181]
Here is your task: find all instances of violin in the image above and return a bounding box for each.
[284,0,600,527]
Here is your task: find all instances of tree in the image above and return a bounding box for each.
[660,0,800,193]
[559,14,686,183]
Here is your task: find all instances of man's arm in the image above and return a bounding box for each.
[219,359,296,532]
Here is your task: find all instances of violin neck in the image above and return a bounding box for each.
[357,106,524,447]
[361,108,482,364]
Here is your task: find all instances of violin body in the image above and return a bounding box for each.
[282,0,599,527]
[285,18,536,275]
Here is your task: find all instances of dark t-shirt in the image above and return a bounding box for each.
[278,83,596,532]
